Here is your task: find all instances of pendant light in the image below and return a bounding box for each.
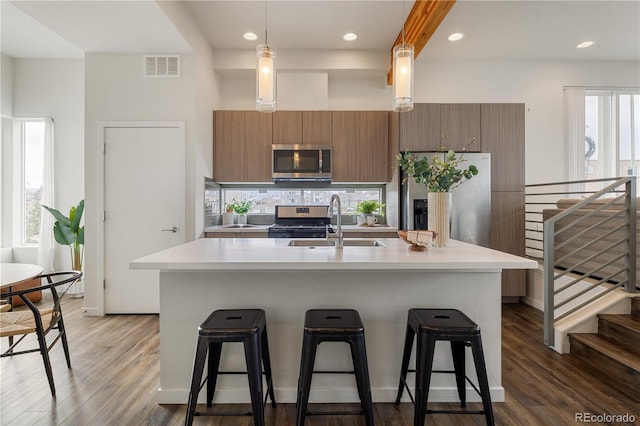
[393,0,414,112]
[256,0,276,112]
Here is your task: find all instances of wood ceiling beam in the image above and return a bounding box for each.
[387,0,457,85]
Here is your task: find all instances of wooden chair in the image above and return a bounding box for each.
[0,271,82,397]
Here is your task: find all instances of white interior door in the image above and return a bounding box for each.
[104,125,184,313]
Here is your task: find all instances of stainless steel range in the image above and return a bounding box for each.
[268,205,332,238]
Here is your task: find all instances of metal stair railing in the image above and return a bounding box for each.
[525,177,637,348]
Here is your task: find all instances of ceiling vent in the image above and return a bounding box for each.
[144,55,180,77]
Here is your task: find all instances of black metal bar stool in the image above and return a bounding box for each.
[185,309,276,426]
[395,308,495,426]
[295,309,374,426]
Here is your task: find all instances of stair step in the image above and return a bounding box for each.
[598,314,640,356]
[632,297,640,318]
[568,333,640,396]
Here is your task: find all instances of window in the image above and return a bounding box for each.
[582,89,639,193]
[220,186,384,215]
[19,120,45,245]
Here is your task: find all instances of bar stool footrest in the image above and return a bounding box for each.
[194,411,253,417]
[426,409,487,415]
[307,410,365,416]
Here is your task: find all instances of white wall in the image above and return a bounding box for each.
[1,54,13,117]
[83,52,195,315]
[3,58,84,268]
[84,0,218,315]
[414,59,640,185]
[1,55,14,248]
[158,0,218,240]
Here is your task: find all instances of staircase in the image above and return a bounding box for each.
[568,297,640,396]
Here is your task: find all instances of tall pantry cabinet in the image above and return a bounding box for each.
[397,103,526,300]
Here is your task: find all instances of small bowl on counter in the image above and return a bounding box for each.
[397,230,437,252]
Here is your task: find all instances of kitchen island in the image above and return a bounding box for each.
[130,237,536,404]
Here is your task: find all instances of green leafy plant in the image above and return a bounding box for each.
[397,150,478,192]
[354,200,385,217]
[231,199,252,215]
[42,199,84,271]
[224,202,235,213]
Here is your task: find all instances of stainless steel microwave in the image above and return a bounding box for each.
[272,144,332,181]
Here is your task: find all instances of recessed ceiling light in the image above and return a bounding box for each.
[343,32,358,42]
[448,32,464,42]
[576,40,594,49]
[243,32,258,41]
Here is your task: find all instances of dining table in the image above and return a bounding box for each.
[0,263,44,289]
[0,263,44,312]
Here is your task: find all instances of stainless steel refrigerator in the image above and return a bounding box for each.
[400,153,491,247]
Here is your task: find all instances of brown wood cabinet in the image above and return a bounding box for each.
[481,103,526,298]
[491,191,526,297]
[213,111,272,182]
[245,111,273,182]
[480,104,525,192]
[440,103,481,152]
[205,231,268,238]
[399,103,441,151]
[272,111,331,145]
[399,104,481,152]
[332,111,389,182]
[214,109,390,183]
[272,111,302,144]
[302,111,332,145]
[213,111,244,182]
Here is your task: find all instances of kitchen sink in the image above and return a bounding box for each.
[288,239,385,247]
[221,224,257,228]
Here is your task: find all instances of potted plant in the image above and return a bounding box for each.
[42,200,84,295]
[354,200,385,226]
[231,200,252,225]
[222,202,235,226]
[397,150,478,246]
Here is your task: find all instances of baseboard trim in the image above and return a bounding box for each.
[156,386,505,405]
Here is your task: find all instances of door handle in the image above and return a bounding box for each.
[162,226,178,233]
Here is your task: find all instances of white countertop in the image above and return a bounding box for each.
[131,237,536,271]
[203,225,398,233]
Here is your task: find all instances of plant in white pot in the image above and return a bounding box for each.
[232,200,252,225]
[354,200,385,226]
[43,199,84,295]
[222,202,235,226]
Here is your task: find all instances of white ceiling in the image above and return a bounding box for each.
[2,1,639,64]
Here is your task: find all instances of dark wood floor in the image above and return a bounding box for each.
[1,298,638,425]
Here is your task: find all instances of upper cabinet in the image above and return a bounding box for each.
[440,103,481,152]
[302,111,332,145]
[214,109,390,183]
[244,111,273,182]
[272,111,301,144]
[213,111,272,182]
[480,104,525,192]
[332,111,389,182]
[399,103,481,152]
[272,111,332,145]
[213,111,245,182]
[399,103,441,151]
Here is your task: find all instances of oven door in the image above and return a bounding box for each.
[268,227,328,239]
[272,144,331,181]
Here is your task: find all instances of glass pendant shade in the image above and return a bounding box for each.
[393,43,414,112]
[256,44,276,112]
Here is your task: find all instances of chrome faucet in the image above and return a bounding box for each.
[327,194,343,249]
